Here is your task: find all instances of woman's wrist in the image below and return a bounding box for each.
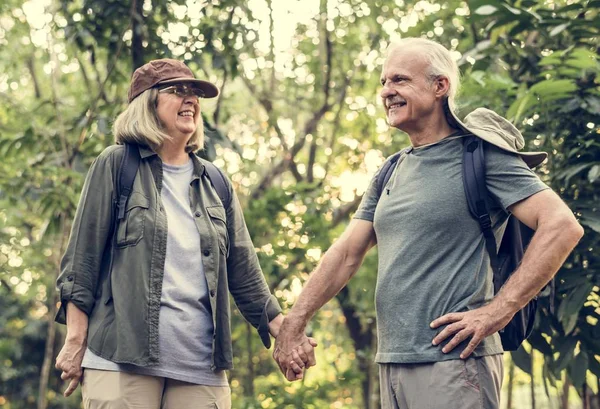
[268,313,284,338]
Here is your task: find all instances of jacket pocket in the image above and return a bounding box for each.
[206,205,228,255]
[116,192,149,247]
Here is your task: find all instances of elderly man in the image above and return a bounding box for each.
[274,38,583,408]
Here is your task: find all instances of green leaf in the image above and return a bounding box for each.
[511,346,532,374]
[566,48,599,69]
[588,165,600,183]
[584,97,600,114]
[555,162,594,184]
[549,23,569,37]
[539,55,562,66]
[529,79,578,98]
[502,4,522,15]
[568,351,589,388]
[556,3,584,13]
[588,355,600,377]
[580,210,600,234]
[554,337,577,372]
[558,282,593,334]
[474,5,498,15]
[507,92,536,122]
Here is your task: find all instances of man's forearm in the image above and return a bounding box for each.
[287,242,364,330]
[491,215,583,316]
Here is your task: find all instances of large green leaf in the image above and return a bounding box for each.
[580,210,600,234]
[529,79,578,98]
[511,345,532,374]
[588,355,600,377]
[558,282,594,334]
[474,5,499,15]
[568,351,589,388]
[549,23,570,37]
[554,337,577,372]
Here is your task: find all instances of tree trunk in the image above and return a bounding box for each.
[531,351,536,409]
[245,322,255,398]
[356,335,379,409]
[131,0,145,70]
[583,384,590,409]
[368,354,380,409]
[37,292,59,409]
[336,287,376,409]
[561,377,571,409]
[37,215,70,409]
[507,358,515,409]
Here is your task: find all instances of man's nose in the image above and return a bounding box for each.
[380,83,395,99]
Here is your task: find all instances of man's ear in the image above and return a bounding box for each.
[434,76,450,98]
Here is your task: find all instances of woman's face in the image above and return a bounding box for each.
[155,84,202,140]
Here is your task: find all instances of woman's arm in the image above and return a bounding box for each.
[55,303,88,397]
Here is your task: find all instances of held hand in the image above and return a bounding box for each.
[275,338,318,381]
[55,337,86,397]
[430,304,512,359]
[273,317,318,381]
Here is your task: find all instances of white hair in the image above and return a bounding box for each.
[387,38,460,112]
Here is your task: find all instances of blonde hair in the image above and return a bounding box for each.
[388,38,461,112]
[113,88,204,152]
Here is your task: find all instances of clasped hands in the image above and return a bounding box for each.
[273,318,318,381]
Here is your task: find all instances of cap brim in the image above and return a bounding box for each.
[448,108,547,169]
[158,78,219,98]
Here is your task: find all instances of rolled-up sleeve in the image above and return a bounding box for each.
[55,148,116,324]
[225,189,282,348]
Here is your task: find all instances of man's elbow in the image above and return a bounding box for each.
[554,213,584,248]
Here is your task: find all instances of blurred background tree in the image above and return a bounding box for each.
[0,0,598,408]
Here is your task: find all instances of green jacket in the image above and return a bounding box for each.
[55,144,281,370]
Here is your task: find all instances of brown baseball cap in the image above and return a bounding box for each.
[127,58,219,102]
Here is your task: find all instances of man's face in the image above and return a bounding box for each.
[380,48,438,132]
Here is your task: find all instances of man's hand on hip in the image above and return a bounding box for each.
[430,303,513,359]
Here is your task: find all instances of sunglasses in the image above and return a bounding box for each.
[158,84,205,98]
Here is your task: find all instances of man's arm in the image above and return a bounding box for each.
[431,189,584,358]
[274,219,377,377]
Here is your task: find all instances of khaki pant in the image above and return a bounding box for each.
[379,355,504,409]
[82,369,231,409]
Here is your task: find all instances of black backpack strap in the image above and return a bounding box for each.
[462,136,500,274]
[376,148,409,199]
[116,143,141,220]
[204,161,232,208]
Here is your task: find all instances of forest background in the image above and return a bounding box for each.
[0,0,598,408]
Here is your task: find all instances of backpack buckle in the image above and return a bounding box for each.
[478,214,492,230]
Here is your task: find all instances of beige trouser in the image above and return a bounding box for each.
[82,369,231,409]
[379,354,504,409]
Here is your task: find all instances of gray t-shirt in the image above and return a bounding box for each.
[82,159,227,386]
[354,136,548,364]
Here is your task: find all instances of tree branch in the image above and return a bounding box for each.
[70,0,135,162]
[213,66,227,126]
[26,57,41,100]
[131,0,145,70]
[331,195,362,228]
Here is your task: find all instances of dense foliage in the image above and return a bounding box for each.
[0,0,598,408]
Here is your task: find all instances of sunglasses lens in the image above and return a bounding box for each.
[160,85,204,98]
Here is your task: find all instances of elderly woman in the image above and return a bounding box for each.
[53,59,305,409]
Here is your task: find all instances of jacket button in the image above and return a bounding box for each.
[67,276,74,282]
[203,250,210,257]
[194,211,201,217]
[210,289,216,297]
